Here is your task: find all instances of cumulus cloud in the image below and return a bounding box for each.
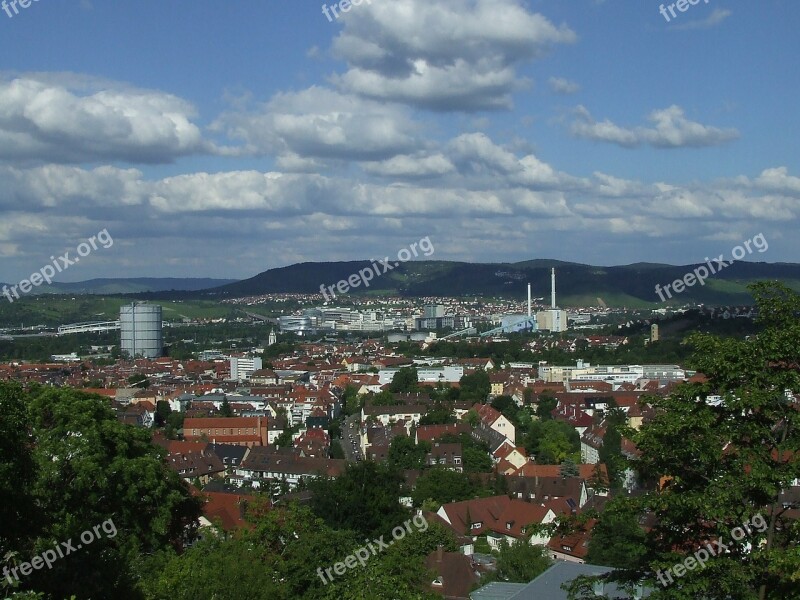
[329,0,576,110]
[0,75,214,164]
[362,153,456,178]
[0,156,797,277]
[446,132,583,190]
[548,77,580,94]
[212,86,423,164]
[570,104,740,148]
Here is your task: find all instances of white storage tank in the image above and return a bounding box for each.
[120,303,163,359]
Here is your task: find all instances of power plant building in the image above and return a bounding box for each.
[120,303,163,359]
[535,268,569,333]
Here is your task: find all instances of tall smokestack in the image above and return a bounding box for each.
[527,283,532,317]
[551,268,556,309]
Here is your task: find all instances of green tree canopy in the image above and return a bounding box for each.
[411,469,479,507]
[389,366,420,393]
[459,369,490,401]
[494,539,552,583]
[387,435,430,471]
[308,461,410,539]
[583,283,800,599]
[0,383,201,600]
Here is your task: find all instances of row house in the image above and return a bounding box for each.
[473,403,516,444]
[425,443,463,472]
[415,423,471,445]
[361,421,409,459]
[492,440,529,472]
[184,416,269,447]
[580,424,606,465]
[546,520,595,563]
[505,475,589,510]
[236,446,346,489]
[362,404,426,427]
[551,403,594,437]
[163,441,225,485]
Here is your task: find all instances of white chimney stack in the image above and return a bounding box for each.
[527,283,532,317]
[551,268,556,309]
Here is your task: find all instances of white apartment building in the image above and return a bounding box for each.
[230,356,263,381]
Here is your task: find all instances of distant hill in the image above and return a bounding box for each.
[4,278,238,295]
[202,260,800,306]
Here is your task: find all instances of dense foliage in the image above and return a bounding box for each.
[571,283,800,600]
[0,384,201,600]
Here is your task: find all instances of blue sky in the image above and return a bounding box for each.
[0,0,798,281]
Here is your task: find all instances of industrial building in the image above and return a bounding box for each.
[535,268,569,333]
[120,303,163,359]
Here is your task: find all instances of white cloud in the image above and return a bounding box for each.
[329,0,576,110]
[570,104,740,148]
[548,77,580,94]
[362,153,456,178]
[672,8,732,31]
[212,86,422,164]
[0,75,212,164]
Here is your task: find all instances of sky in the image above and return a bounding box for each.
[0,0,798,282]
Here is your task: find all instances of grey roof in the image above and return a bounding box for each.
[506,562,649,600]
[470,582,526,600]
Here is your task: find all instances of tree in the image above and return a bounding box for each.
[274,426,297,448]
[321,518,456,600]
[0,384,201,600]
[165,410,185,439]
[464,408,480,427]
[598,425,623,492]
[585,498,647,568]
[155,400,172,427]
[0,383,36,552]
[560,458,579,478]
[411,469,478,507]
[142,534,284,599]
[462,446,491,473]
[419,402,456,425]
[219,396,233,417]
[581,283,800,599]
[308,461,410,539]
[459,369,490,401]
[389,366,419,393]
[330,440,345,459]
[494,539,552,583]
[536,394,558,420]
[371,389,399,406]
[387,436,430,470]
[341,384,360,416]
[491,395,520,425]
[525,419,580,464]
